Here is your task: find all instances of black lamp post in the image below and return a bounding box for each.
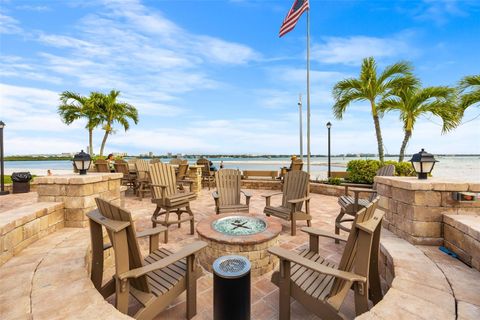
[409,148,438,180]
[326,122,332,179]
[73,150,92,175]
[0,121,8,195]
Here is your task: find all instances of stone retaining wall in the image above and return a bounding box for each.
[0,202,64,266]
[443,215,480,271]
[375,177,480,245]
[35,173,123,228]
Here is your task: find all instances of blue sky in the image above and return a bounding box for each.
[1,0,479,156]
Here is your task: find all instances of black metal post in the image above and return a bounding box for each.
[0,121,9,195]
[327,122,331,179]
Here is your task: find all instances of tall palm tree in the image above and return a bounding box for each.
[58,91,102,156]
[96,90,139,156]
[380,79,459,161]
[458,75,480,112]
[332,57,413,162]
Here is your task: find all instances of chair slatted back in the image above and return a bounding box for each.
[95,159,110,173]
[369,165,395,202]
[215,169,242,206]
[170,158,183,165]
[176,163,189,180]
[93,198,150,293]
[281,171,309,211]
[196,158,211,177]
[290,159,303,171]
[327,198,383,309]
[114,160,130,175]
[135,159,150,180]
[149,162,177,199]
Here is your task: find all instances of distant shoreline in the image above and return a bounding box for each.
[5,154,480,161]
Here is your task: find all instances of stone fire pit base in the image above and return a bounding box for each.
[196,214,282,276]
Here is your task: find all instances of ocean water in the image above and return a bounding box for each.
[4,156,480,181]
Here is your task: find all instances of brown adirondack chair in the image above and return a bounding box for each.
[335,164,394,239]
[114,160,137,190]
[149,162,197,243]
[269,198,383,320]
[135,159,151,199]
[87,198,207,320]
[213,169,251,215]
[263,170,311,236]
[95,159,110,173]
[279,158,303,179]
[169,157,183,165]
[196,158,214,190]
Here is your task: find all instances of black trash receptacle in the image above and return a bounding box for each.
[11,172,32,194]
[213,255,251,320]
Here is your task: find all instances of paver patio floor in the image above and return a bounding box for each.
[120,188,356,320]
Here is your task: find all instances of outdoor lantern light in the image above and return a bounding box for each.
[409,148,438,180]
[326,122,332,129]
[73,150,91,175]
[326,122,332,178]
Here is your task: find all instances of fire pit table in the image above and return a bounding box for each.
[196,213,282,276]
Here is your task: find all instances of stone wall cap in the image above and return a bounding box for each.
[375,176,473,191]
[444,214,480,240]
[35,173,123,185]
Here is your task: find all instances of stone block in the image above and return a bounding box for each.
[3,227,23,251]
[414,191,442,206]
[378,196,389,211]
[408,221,441,237]
[405,234,443,246]
[376,183,392,197]
[37,196,56,202]
[66,184,94,196]
[391,187,414,204]
[93,181,108,193]
[65,220,88,228]
[36,184,66,196]
[468,183,480,192]
[23,219,40,239]
[108,179,120,190]
[48,209,64,227]
[39,215,49,231]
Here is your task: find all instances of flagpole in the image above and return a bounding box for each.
[298,93,303,161]
[306,8,311,175]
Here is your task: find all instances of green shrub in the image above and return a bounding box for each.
[326,177,343,185]
[346,160,416,184]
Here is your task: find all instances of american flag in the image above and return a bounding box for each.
[279,0,309,37]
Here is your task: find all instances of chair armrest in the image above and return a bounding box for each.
[212,191,219,199]
[177,179,193,185]
[87,210,130,233]
[340,183,373,188]
[119,241,208,280]
[241,190,252,198]
[261,192,283,198]
[350,187,376,194]
[136,226,167,238]
[288,196,311,204]
[301,227,348,243]
[268,247,366,283]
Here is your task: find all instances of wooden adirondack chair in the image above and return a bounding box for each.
[335,164,394,239]
[95,159,110,173]
[135,159,151,199]
[196,158,214,190]
[279,158,303,179]
[170,158,183,165]
[269,198,384,320]
[213,169,251,215]
[114,160,137,190]
[87,198,207,320]
[149,162,197,243]
[263,170,311,236]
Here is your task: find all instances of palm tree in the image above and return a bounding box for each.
[458,75,480,112]
[96,90,139,156]
[380,79,459,161]
[58,91,102,156]
[332,57,413,162]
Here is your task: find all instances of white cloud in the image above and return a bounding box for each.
[312,34,415,66]
[415,0,468,25]
[0,13,21,34]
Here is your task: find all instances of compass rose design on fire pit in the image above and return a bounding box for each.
[212,216,267,236]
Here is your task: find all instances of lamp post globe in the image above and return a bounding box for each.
[326,122,332,129]
[409,148,438,180]
[73,150,92,175]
